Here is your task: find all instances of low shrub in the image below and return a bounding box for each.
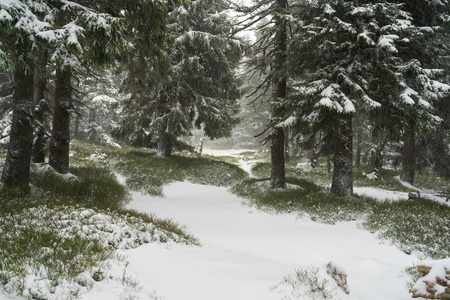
[232,177,373,224]
[116,151,247,196]
[272,266,339,300]
[30,165,129,209]
[364,199,450,259]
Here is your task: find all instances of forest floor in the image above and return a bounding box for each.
[0,141,449,300]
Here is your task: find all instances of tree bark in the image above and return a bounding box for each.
[270,0,288,189]
[49,67,72,174]
[32,53,48,164]
[331,113,353,196]
[373,149,383,174]
[158,130,173,157]
[284,130,290,161]
[74,116,80,138]
[355,128,362,167]
[1,65,35,186]
[402,119,416,185]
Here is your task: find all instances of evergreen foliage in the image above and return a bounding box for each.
[116,0,244,156]
[283,0,449,191]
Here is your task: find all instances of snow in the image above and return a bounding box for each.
[411,258,450,297]
[277,115,297,128]
[0,9,12,21]
[378,35,399,53]
[324,4,336,15]
[400,87,418,105]
[350,7,373,16]
[92,95,118,106]
[395,176,449,207]
[362,171,378,180]
[202,148,256,157]
[119,182,418,300]
[357,31,376,46]
[354,187,409,202]
[2,149,445,299]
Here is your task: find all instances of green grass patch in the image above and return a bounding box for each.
[232,177,373,224]
[251,159,333,188]
[353,165,412,192]
[0,202,199,298]
[115,151,185,196]
[414,173,450,194]
[250,162,271,178]
[364,199,450,259]
[116,151,247,196]
[30,165,129,209]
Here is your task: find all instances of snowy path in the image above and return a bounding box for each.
[123,181,419,300]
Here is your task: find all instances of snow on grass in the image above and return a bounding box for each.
[354,187,408,202]
[202,148,257,157]
[0,203,197,300]
[395,175,449,207]
[123,181,418,300]
[33,163,79,181]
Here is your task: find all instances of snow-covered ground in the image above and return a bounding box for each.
[2,149,440,300]
[120,181,418,300]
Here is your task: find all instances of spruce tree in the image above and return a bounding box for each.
[396,0,450,184]
[119,0,244,157]
[286,1,416,195]
[286,0,449,191]
[0,1,52,186]
[32,50,49,164]
[37,1,130,174]
[234,0,289,188]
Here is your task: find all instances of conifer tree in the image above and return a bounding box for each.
[286,0,415,195]
[32,50,49,164]
[286,0,449,191]
[1,0,132,182]
[234,0,289,188]
[0,1,53,186]
[36,1,129,173]
[396,0,450,184]
[119,0,244,157]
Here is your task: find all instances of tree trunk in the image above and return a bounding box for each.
[197,137,204,155]
[331,113,353,196]
[402,119,416,185]
[373,149,383,174]
[49,67,72,174]
[355,129,362,167]
[89,108,96,123]
[271,126,286,188]
[32,54,48,164]
[1,65,34,186]
[292,141,299,157]
[284,130,290,161]
[74,116,80,138]
[270,0,288,189]
[158,130,172,157]
[309,133,318,168]
[432,128,450,178]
